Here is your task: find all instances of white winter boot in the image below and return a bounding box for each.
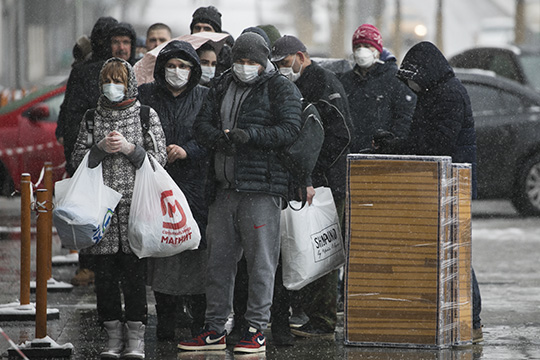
[101,320,124,359]
[122,321,145,359]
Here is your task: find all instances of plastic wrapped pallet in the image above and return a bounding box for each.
[344,154,472,349]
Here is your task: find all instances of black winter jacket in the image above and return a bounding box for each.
[338,59,416,152]
[392,41,478,198]
[295,61,352,199]
[194,68,302,202]
[138,40,210,243]
[56,16,118,175]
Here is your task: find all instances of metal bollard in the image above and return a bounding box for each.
[35,189,51,339]
[43,162,53,280]
[20,173,32,306]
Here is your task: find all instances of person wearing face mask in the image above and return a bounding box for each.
[337,24,416,153]
[270,34,352,341]
[196,43,217,86]
[138,40,210,341]
[71,57,167,359]
[373,41,482,344]
[178,32,302,354]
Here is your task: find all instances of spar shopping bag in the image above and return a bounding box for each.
[128,155,201,258]
[281,187,345,290]
[53,152,122,250]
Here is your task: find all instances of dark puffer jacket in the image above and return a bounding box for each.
[194,68,302,201]
[295,61,352,200]
[138,40,209,245]
[392,41,478,198]
[338,56,416,152]
[56,16,118,175]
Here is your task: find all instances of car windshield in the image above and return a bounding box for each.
[519,54,540,92]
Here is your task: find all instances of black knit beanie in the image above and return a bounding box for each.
[190,6,222,33]
[232,32,269,67]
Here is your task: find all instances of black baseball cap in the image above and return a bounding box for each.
[270,35,307,62]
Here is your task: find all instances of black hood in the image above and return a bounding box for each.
[397,41,454,92]
[90,16,118,61]
[108,22,137,65]
[154,40,202,94]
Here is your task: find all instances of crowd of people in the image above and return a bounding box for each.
[56,5,483,359]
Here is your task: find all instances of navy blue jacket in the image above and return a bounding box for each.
[338,57,416,152]
[394,41,478,198]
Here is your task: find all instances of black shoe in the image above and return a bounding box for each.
[272,330,295,346]
[228,322,248,344]
[290,321,334,340]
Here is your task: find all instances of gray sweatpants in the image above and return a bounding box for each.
[205,189,282,333]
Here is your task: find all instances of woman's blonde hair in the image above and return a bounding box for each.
[101,60,129,88]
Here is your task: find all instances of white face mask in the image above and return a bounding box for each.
[102,83,125,102]
[165,67,190,89]
[354,47,379,68]
[200,66,216,84]
[233,63,260,83]
[279,56,302,82]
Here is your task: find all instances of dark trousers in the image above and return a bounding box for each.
[472,268,482,329]
[94,252,147,324]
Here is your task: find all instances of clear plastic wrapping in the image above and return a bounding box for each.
[344,154,472,349]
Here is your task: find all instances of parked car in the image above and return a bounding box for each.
[455,69,540,216]
[449,45,540,93]
[0,83,66,195]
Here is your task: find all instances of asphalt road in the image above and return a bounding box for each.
[0,197,539,359]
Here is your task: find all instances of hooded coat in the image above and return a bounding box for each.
[71,58,167,255]
[56,16,118,175]
[108,22,138,66]
[139,40,210,295]
[338,53,416,152]
[390,41,478,198]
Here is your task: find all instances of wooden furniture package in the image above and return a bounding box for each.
[345,154,472,349]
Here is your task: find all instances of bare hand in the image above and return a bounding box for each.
[167,144,187,163]
[306,186,316,205]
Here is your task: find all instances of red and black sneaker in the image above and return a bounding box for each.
[233,327,266,353]
[177,327,226,351]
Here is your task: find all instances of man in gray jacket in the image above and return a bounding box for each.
[178,32,302,354]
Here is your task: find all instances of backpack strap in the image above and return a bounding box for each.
[84,109,96,147]
[140,105,150,134]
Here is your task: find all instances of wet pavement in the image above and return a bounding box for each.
[1,197,539,359]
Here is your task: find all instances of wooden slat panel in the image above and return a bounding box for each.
[346,156,449,348]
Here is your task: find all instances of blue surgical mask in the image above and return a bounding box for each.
[233,63,260,84]
[102,83,125,102]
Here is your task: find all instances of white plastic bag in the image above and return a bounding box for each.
[53,152,122,250]
[128,155,201,258]
[281,187,345,290]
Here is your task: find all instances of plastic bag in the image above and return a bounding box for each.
[128,155,201,258]
[281,187,345,290]
[53,152,122,250]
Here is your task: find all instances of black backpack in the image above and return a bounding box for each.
[278,99,325,186]
[84,105,151,146]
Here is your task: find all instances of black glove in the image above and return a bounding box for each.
[372,129,396,150]
[228,128,250,145]
[214,136,236,156]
